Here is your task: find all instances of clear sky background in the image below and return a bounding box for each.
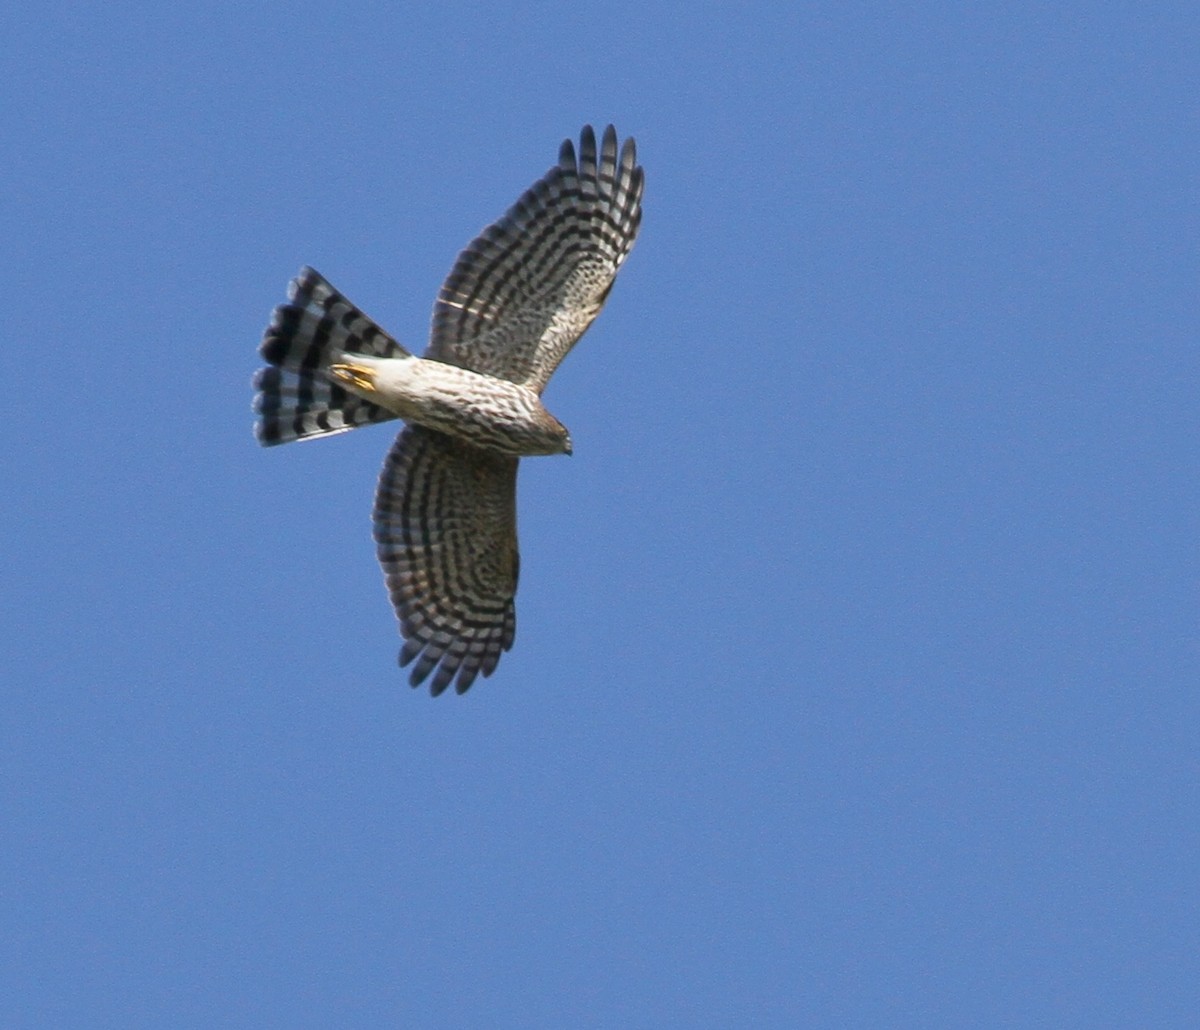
[3,2,1196,1026]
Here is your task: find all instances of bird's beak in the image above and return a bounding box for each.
[564,436,574,456]
[329,363,377,393]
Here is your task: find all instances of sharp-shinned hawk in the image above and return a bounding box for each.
[253,125,644,695]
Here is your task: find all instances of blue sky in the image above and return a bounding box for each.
[3,2,1196,1025]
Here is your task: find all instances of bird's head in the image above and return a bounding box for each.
[529,409,573,457]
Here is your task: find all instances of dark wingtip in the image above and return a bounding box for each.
[401,644,460,697]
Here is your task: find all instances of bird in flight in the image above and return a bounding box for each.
[254,125,644,695]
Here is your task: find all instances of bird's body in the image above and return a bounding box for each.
[253,125,643,695]
[329,353,571,457]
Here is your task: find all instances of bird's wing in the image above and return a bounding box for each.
[427,124,644,394]
[374,425,519,695]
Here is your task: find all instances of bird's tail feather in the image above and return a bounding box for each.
[254,267,408,446]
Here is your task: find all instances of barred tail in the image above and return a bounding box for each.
[254,267,408,446]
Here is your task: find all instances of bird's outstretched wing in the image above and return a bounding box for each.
[427,124,644,394]
[373,426,519,695]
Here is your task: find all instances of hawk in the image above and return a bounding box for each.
[254,125,644,695]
